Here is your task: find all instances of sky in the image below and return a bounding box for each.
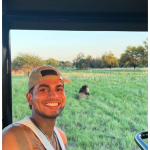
[10,30,148,62]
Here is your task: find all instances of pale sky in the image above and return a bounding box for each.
[10,30,148,62]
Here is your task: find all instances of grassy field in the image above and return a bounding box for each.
[12,69,148,150]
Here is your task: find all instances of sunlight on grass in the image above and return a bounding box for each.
[12,69,148,150]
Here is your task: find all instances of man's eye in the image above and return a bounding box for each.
[40,89,47,92]
[57,88,63,91]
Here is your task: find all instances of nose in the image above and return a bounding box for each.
[48,89,58,99]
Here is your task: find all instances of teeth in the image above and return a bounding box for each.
[46,103,58,106]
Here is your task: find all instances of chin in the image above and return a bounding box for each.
[36,107,64,118]
[40,111,60,118]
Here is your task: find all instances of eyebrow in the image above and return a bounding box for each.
[37,84,49,89]
[37,84,64,89]
[56,85,64,88]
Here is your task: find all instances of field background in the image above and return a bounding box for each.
[12,69,148,150]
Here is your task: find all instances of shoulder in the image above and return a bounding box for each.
[2,123,23,150]
[3,123,24,137]
[56,127,67,148]
[3,122,29,135]
[2,123,33,150]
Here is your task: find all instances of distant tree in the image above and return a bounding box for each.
[91,57,102,68]
[101,51,119,69]
[143,38,148,50]
[59,61,65,67]
[85,55,93,68]
[76,52,85,61]
[12,53,45,76]
[120,46,137,69]
[136,46,148,67]
[59,61,72,68]
[101,53,107,68]
[64,61,72,67]
[73,52,86,69]
[118,58,125,68]
[46,58,60,67]
[137,38,148,67]
[120,44,148,69]
[80,59,88,69]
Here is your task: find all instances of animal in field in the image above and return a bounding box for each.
[77,85,90,99]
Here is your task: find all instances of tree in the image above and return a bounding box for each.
[136,46,148,67]
[120,44,148,69]
[85,55,93,68]
[59,61,65,67]
[120,46,138,69]
[138,38,148,67]
[46,58,60,67]
[143,38,148,50]
[12,53,45,76]
[76,52,85,62]
[101,53,107,68]
[101,51,119,69]
[118,58,125,68]
[59,61,72,68]
[63,61,72,67]
[91,57,102,68]
[79,59,87,69]
[73,53,86,69]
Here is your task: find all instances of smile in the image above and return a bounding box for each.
[45,103,59,106]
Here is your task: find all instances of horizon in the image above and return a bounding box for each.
[10,30,148,63]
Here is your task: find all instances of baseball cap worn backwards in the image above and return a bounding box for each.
[28,66,71,92]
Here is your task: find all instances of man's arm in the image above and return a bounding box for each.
[3,124,33,150]
[2,125,21,150]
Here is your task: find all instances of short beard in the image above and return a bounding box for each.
[34,106,65,119]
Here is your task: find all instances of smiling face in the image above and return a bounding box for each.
[26,78,66,118]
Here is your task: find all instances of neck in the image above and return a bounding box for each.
[30,113,56,141]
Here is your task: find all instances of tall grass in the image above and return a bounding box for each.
[12,69,148,150]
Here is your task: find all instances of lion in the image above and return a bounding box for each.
[77,85,90,99]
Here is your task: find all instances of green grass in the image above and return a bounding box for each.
[12,69,148,150]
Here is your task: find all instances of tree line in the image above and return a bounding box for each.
[73,39,148,69]
[12,39,148,75]
[12,54,72,76]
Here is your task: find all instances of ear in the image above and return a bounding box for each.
[26,92,33,105]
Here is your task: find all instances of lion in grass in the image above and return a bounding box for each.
[77,85,90,99]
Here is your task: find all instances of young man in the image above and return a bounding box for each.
[2,66,71,150]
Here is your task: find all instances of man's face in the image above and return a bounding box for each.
[30,79,66,118]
